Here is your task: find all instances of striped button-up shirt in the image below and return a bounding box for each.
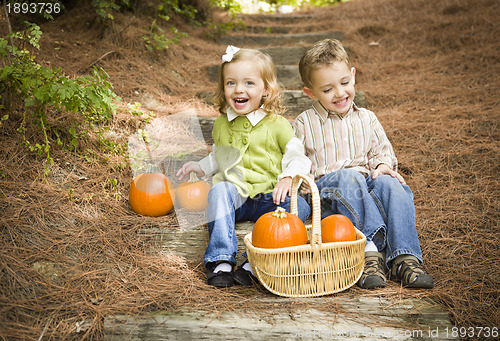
[293,101,397,179]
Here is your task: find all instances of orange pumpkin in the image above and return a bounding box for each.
[175,172,211,211]
[321,214,356,243]
[252,207,307,249]
[129,172,175,217]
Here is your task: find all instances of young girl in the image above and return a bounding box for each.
[176,46,311,288]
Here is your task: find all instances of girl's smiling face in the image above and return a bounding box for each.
[223,60,268,115]
[303,61,356,117]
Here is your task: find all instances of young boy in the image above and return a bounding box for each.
[293,39,433,289]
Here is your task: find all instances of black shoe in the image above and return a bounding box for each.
[207,264,234,288]
[233,261,258,286]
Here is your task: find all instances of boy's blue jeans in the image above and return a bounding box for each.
[314,169,423,268]
[204,181,311,269]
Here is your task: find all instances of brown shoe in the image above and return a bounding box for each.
[391,256,433,289]
[357,251,387,289]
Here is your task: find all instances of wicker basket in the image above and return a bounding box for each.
[244,174,366,297]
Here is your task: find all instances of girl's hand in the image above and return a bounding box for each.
[372,164,406,185]
[176,161,205,182]
[273,176,292,205]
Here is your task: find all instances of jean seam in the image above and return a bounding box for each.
[369,190,388,224]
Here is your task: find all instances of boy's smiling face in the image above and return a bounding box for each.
[303,61,356,117]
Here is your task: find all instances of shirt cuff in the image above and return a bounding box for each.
[198,147,218,177]
[279,137,312,180]
[372,158,398,172]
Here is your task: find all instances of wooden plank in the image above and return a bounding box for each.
[141,220,254,264]
[240,25,291,34]
[219,31,342,47]
[237,13,315,24]
[104,297,458,340]
[258,45,311,65]
[135,218,457,340]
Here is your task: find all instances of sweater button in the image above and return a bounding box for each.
[242,137,248,144]
[243,122,250,128]
[229,137,233,143]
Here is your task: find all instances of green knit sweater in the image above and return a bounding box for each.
[212,114,294,198]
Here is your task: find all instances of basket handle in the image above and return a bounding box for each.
[291,174,322,246]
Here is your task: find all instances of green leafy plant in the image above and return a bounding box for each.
[156,0,201,23]
[209,0,243,13]
[0,22,120,175]
[143,20,188,52]
[89,1,197,52]
[205,15,246,40]
[91,0,130,21]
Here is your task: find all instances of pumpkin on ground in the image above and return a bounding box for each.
[252,207,307,249]
[129,172,175,217]
[175,172,211,211]
[321,214,356,243]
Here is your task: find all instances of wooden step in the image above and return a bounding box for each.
[283,89,315,117]
[238,23,330,35]
[237,13,315,24]
[140,220,253,265]
[219,31,342,47]
[237,25,292,34]
[126,216,457,341]
[104,296,458,340]
[259,44,334,65]
[237,13,314,22]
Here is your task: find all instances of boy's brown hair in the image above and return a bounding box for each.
[299,39,350,88]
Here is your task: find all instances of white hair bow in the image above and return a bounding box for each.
[222,45,240,63]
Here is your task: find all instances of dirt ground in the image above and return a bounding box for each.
[0,0,499,339]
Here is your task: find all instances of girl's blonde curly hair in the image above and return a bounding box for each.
[213,48,286,117]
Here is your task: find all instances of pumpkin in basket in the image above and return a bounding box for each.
[252,207,307,248]
[321,214,356,243]
[175,172,211,211]
[129,172,175,217]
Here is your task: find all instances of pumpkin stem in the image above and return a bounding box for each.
[272,207,287,218]
[188,172,200,182]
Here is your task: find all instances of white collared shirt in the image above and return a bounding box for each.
[226,107,267,126]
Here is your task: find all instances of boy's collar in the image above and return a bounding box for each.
[226,107,267,126]
[313,100,357,121]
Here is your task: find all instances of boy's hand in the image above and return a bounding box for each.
[299,174,316,195]
[176,161,205,182]
[372,164,406,185]
[273,176,292,205]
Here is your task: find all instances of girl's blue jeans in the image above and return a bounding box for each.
[314,169,423,268]
[204,181,311,269]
